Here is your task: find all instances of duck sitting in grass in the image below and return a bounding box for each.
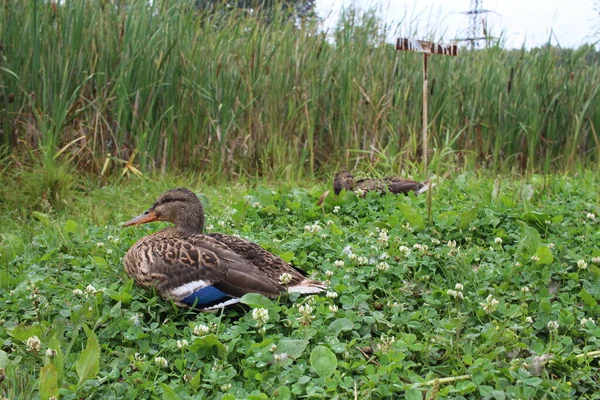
[123,188,325,311]
[333,171,433,196]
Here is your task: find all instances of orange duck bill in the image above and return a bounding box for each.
[123,210,158,227]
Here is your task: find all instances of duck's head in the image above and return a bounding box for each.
[123,188,205,233]
[333,171,355,195]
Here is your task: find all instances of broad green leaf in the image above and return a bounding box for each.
[0,350,8,368]
[516,221,541,256]
[47,335,64,380]
[459,207,478,230]
[272,385,291,400]
[521,184,534,202]
[8,324,44,341]
[492,389,506,400]
[63,219,79,233]
[397,203,424,231]
[76,325,100,385]
[92,256,107,265]
[190,334,227,359]
[327,318,354,337]
[276,339,309,359]
[579,288,598,307]
[277,251,294,263]
[239,293,273,308]
[160,383,180,400]
[39,364,59,400]
[189,370,202,390]
[310,345,337,378]
[533,246,553,264]
[405,388,422,400]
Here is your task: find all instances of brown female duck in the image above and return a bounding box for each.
[123,188,325,311]
[333,171,433,196]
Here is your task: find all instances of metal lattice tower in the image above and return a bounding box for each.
[461,0,489,48]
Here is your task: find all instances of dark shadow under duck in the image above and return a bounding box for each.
[333,171,433,196]
[123,188,325,311]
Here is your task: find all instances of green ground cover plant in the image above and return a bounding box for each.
[0,173,599,399]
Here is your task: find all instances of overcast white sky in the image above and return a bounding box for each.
[316,0,599,48]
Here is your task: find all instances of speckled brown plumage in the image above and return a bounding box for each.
[333,171,432,196]
[123,188,325,311]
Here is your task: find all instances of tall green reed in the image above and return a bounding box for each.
[0,0,598,179]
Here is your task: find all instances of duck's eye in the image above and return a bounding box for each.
[162,197,174,204]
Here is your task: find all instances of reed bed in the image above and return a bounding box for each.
[1,0,599,178]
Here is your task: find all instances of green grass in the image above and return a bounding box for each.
[0,173,599,399]
[1,1,599,178]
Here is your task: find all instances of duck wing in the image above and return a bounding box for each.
[209,233,326,294]
[384,177,424,194]
[124,231,284,310]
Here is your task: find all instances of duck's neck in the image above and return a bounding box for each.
[175,201,205,234]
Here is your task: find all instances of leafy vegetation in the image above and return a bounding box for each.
[1,0,599,178]
[1,173,599,399]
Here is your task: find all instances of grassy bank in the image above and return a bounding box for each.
[1,0,599,179]
[0,173,599,398]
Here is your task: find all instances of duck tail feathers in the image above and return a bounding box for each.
[288,279,326,294]
[416,181,436,195]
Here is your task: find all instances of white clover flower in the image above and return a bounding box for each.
[85,284,97,294]
[329,304,338,313]
[447,289,458,298]
[333,206,340,214]
[325,270,334,278]
[252,202,261,208]
[221,383,232,392]
[326,220,334,227]
[45,348,57,358]
[547,320,559,331]
[447,240,457,249]
[586,212,596,221]
[279,273,293,285]
[326,291,338,299]
[525,316,534,324]
[480,295,499,314]
[108,236,121,244]
[378,229,389,245]
[26,336,41,352]
[377,262,390,272]
[205,224,214,231]
[580,317,595,327]
[398,245,411,256]
[252,308,269,325]
[577,259,588,270]
[547,243,555,249]
[494,237,503,245]
[455,283,464,291]
[155,357,168,368]
[72,289,84,296]
[531,255,540,262]
[431,238,441,245]
[333,260,345,268]
[521,286,530,293]
[269,344,277,352]
[273,353,289,363]
[134,352,146,362]
[379,252,390,260]
[349,253,357,260]
[342,245,353,256]
[176,340,189,349]
[130,313,141,326]
[297,303,315,325]
[354,188,365,196]
[592,257,600,264]
[376,335,396,354]
[106,249,113,255]
[96,242,105,248]
[356,256,369,265]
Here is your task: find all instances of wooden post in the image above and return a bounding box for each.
[396,38,458,175]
